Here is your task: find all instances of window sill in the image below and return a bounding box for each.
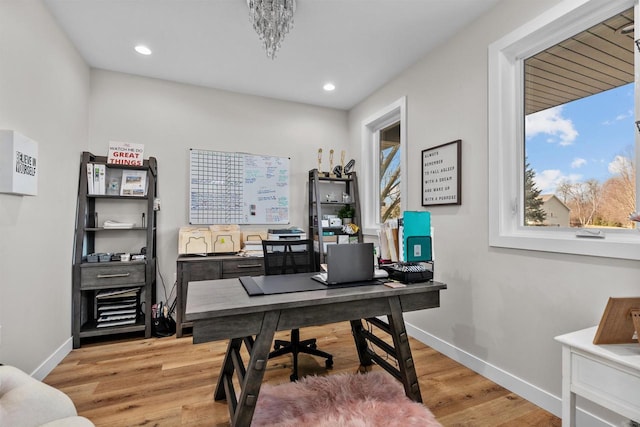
[490,227,640,260]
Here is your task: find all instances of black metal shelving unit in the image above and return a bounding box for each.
[308,168,362,268]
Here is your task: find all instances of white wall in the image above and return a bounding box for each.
[0,0,89,374]
[88,70,349,304]
[350,0,638,423]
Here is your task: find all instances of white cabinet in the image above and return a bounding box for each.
[555,326,640,426]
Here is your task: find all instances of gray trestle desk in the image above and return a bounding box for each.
[185,272,447,427]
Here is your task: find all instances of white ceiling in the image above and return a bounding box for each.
[43,0,500,110]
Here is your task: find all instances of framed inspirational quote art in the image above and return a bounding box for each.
[422,139,461,206]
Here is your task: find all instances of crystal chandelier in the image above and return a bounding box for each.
[247,0,296,59]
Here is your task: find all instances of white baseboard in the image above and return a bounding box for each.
[405,322,615,427]
[31,337,72,381]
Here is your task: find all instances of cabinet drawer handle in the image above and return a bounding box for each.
[237,264,262,268]
[97,273,131,279]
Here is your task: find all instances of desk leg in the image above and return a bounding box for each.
[214,338,243,401]
[387,296,422,403]
[561,345,576,427]
[232,311,279,427]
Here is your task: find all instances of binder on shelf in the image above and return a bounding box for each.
[93,164,100,194]
[86,163,94,194]
[93,164,106,195]
[100,164,107,194]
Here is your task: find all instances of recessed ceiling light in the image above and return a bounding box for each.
[323,83,336,92]
[134,45,152,55]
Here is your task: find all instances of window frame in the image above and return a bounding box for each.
[361,96,407,236]
[488,0,640,260]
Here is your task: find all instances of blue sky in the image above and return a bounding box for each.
[525,83,634,194]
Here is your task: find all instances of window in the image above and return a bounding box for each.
[361,97,407,235]
[379,122,401,222]
[524,9,634,229]
[488,0,640,260]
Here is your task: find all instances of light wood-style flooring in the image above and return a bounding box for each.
[45,322,560,426]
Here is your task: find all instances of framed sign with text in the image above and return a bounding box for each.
[422,139,461,206]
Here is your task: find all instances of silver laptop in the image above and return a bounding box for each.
[311,243,375,285]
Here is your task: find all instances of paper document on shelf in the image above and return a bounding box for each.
[98,313,136,322]
[97,302,136,310]
[98,309,136,316]
[96,288,139,299]
[96,319,136,328]
[103,220,134,229]
[378,229,391,260]
[384,219,399,262]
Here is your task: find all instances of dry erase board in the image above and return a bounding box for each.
[189,149,289,225]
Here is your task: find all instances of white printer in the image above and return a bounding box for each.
[266,228,307,251]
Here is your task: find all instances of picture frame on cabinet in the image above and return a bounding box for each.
[120,170,147,196]
[593,297,640,344]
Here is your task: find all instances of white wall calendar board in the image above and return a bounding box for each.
[189,149,290,224]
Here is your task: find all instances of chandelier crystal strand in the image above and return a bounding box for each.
[247,0,296,59]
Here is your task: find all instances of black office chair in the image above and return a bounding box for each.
[262,239,333,381]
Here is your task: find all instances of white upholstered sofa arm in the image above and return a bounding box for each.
[0,365,94,427]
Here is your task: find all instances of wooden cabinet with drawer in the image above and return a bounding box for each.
[221,258,265,277]
[176,255,264,337]
[80,262,146,289]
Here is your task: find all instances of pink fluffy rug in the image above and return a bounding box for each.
[251,371,442,427]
